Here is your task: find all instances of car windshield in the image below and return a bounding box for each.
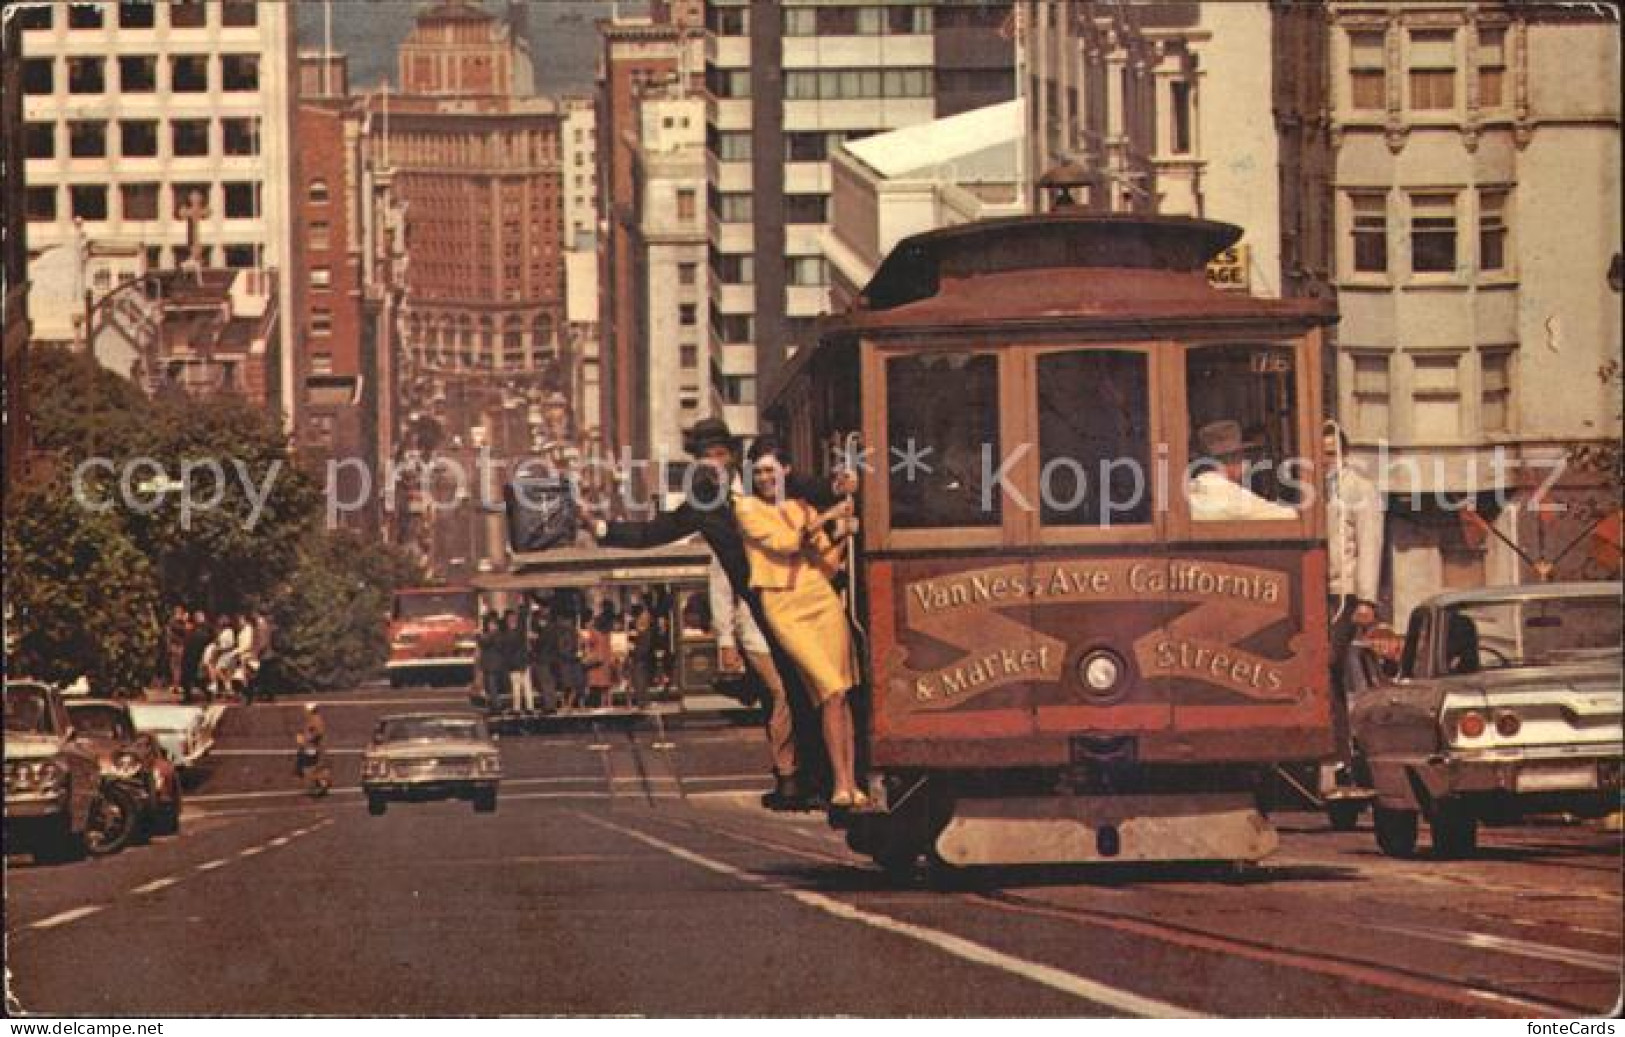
[67,705,134,740]
[379,717,487,743]
[1441,595,1624,674]
[4,685,55,735]
[395,591,477,621]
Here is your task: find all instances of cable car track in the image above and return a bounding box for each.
[643,809,1608,1018]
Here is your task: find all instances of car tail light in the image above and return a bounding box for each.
[1457,711,1487,738]
[1495,711,1521,737]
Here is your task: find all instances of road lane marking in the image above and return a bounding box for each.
[1367,922,1621,974]
[196,858,230,872]
[578,811,1201,1019]
[187,773,765,804]
[268,836,290,847]
[239,846,264,857]
[130,877,181,895]
[29,906,105,930]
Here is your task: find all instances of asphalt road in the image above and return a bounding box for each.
[6,687,1622,1017]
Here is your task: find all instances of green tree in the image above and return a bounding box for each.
[4,478,162,695]
[25,343,155,462]
[269,530,425,691]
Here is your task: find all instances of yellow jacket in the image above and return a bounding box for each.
[734,496,843,591]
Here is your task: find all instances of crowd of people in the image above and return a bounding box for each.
[474,596,682,715]
[162,606,276,704]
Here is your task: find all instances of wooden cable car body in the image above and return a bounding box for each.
[764,214,1339,869]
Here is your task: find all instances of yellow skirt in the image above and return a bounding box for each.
[760,575,857,703]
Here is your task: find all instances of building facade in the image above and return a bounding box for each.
[17,0,298,423]
[632,94,713,464]
[560,94,600,249]
[3,0,34,498]
[702,0,1015,435]
[1326,1,1622,615]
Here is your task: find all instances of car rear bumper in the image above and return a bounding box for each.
[386,657,475,672]
[1414,747,1622,813]
[4,791,69,821]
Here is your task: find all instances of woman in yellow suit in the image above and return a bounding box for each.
[735,441,866,807]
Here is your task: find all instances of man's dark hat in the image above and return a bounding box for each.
[682,417,738,456]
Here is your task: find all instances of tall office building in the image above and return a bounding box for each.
[3,0,34,498]
[17,0,299,423]
[702,1,1014,434]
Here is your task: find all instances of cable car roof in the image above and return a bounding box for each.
[476,539,713,592]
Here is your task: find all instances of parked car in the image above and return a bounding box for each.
[386,587,479,688]
[4,680,111,862]
[361,712,501,815]
[1349,582,1623,858]
[65,699,183,840]
[126,702,215,779]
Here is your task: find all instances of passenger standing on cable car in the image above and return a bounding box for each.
[476,613,509,711]
[735,441,866,808]
[585,417,855,809]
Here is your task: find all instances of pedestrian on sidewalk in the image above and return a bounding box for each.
[476,613,509,711]
[181,610,211,704]
[164,606,190,697]
[504,609,534,713]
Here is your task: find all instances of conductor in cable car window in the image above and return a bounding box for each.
[735,441,867,808]
[586,417,855,809]
[1187,420,1297,522]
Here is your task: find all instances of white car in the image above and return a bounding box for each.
[1349,582,1623,858]
[126,702,216,774]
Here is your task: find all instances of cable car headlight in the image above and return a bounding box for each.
[1078,650,1125,695]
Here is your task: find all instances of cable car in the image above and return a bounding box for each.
[763,213,1339,872]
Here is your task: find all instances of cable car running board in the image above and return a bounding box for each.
[934,794,1278,867]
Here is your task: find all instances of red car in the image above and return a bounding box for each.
[387,587,479,688]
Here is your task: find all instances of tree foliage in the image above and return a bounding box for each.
[269,531,425,692]
[4,476,162,695]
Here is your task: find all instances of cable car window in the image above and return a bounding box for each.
[1037,350,1152,526]
[1185,344,1302,522]
[886,352,1001,528]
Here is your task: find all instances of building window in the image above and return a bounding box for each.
[119,55,157,92]
[222,117,260,156]
[172,119,210,156]
[22,59,54,94]
[146,245,165,269]
[715,131,751,162]
[118,2,155,29]
[309,221,331,249]
[121,183,160,221]
[71,185,109,222]
[18,4,52,29]
[786,256,827,286]
[68,3,104,29]
[1408,30,1456,110]
[1348,31,1386,110]
[714,313,754,344]
[721,375,756,406]
[678,303,698,327]
[678,262,697,286]
[784,8,817,35]
[68,57,106,94]
[712,250,754,285]
[311,309,333,336]
[221,0,258,27]
[310,266,332,289]
[676,188,697,222]
[1410,192,1458,274]
[1168,80,1194,155]
[170,1,207,29]
[225,245,258,269]
[1477,27,1506,108]
[785,132,829,162]
[705,65,751,99]
[1350,352,1391,439]
[26,187,57,223]
[24,123,55,160]
[222,54,259,92]
[708,5,749,34]
[1478,189,1508,272]
[171,55,209,92]
[1480,348,1513,433]
[309,179,331,205]
[69,121,108,158]
[120,120,158,157]
[1411,353,1463,441]
[785,194,828,224]
[1347,192,1388,275]
[680,344,699,368]
[172,183,210,219]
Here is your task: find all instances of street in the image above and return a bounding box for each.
[6,688,1621,1018]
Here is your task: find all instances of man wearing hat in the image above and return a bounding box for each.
[1188,419,1296,522]
[583,417,852,808]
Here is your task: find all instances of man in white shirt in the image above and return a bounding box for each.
[1188,420,1297,522]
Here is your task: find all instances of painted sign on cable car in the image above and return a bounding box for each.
[1206,244,1250,291]
[887,555,1311,717]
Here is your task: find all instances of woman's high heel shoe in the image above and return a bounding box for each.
[830,790,855,808]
